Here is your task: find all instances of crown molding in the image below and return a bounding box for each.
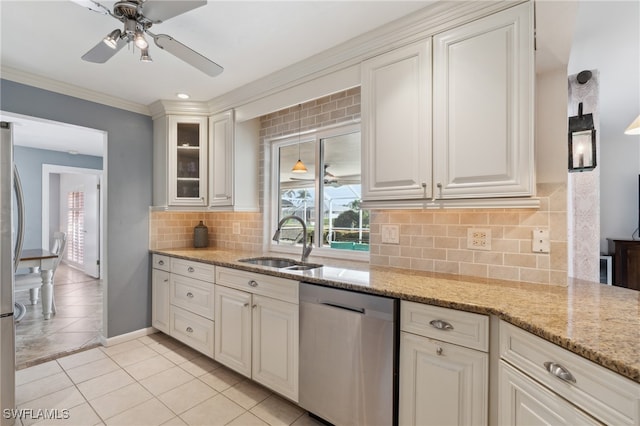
[148,99,211,119]
[0,66,150,116]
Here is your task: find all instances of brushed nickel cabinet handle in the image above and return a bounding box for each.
[186,292,194,298]
[544,362,576,383]
[186,326,193,333]
[243,303,249,307]
[187,266,195,273]
[436,347,443,356]
[429,319,454,331]
[248,280,258,287]
[158,260,165,265]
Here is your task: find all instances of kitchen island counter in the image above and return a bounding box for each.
[152,247,640,383]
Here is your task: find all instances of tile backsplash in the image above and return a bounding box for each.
[368,183,568,285]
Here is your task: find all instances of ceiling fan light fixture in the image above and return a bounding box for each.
[103,29,122,49]
[134,30,148,49]
[140,47,152,62]
[292,159,308,174]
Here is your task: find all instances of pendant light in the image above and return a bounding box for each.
[291,103,308,173]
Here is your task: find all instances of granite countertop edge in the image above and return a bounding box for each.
[151,248,640,384]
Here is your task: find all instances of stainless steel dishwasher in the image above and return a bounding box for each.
[299,283,398,426]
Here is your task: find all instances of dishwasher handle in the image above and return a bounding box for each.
[320,301,365,314]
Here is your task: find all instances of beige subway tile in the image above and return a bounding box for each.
[434,261,460,274]
[460,212,489,225]
[389,212,412,224]
[422,224,448,237]
[447,225,469,238]
[389,257,411,269]
[410,212,434,224]
[550,212,568,242]
[537,254,550,269]
[488,265,519,281]
[520,268,550,284]
[411,236,433,248]
[550,270,568,286]
[434,213,460,224]
[401,246,423,258]
[474,251,503,265]
[401,224,423,236]
[447,249,474,262]
[504,226,535,240]
[371,211,390,224]
[459,262,488,278]
[379,245,400,256]
[370,255,390,266]
[504,253,537,268]
[422,248,447,260]
[492,239,520,253]
[399,235,411,246]
[550,241,568,270]
[488,212,520,226]
[411,258,434,272]
[519,211,549,226]
[434,237,459,249]
[519,240,533,253]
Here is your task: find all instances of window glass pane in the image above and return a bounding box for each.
[320,132,368,251]
[278,141,316,245]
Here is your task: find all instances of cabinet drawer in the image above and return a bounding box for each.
[171,258,215,282]
[169,305,214,358]
[216,267,298,304]
[500,321,640,425]
[152,254,171,272]
[170,274,214,320]
[401,301,489,352]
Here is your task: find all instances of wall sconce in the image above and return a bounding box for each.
[568,102,596,172]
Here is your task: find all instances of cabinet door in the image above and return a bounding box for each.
[214,285,251,377]
[433,2,534,199]
[252,295,299,402]
[361,40,432,201]
[208,110,234,207]
[498,362,602,426]
[151,269,170,334]
[169,116,208,206]
[399,332,488,426]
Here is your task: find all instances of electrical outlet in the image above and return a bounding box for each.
[232,222,241,235]
[381,224,400,244]
[532,228,550,253]
[467,228,491,251]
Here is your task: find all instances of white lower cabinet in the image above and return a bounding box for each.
[151,268,170,334]
[214,267,299,402]
[399,301,489,426]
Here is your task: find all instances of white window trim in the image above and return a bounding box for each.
[267,121,369,262]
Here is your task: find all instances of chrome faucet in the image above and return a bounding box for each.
[272,215,313,262]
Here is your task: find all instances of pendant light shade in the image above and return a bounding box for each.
[625,114,640,135]
[291,103,308,173]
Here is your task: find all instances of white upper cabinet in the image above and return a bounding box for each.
[208,110,234,207]
[433,2,534,198]
[361,39,432,201]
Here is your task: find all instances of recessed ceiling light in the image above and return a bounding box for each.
[176,93,190,99]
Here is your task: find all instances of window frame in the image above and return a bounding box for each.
[268,121,368,261]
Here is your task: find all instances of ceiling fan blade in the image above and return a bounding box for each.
[151,33,223,77]
[142,0,207,23]
[69,0,110,15]
[81,38,127,63]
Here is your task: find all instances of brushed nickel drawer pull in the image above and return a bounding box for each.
[544,362,576,384]
[158,260,165,265]
[243,303,249,307]
[429,319,454,331]
[436,347,443,356]
[187,266,195,273]
[186,292,194,298]
[186,326,193,333]
[248,280,258,287]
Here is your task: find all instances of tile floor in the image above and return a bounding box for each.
[14,333,323,426]
[15,263,103,369]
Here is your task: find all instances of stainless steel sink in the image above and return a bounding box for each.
[238,257,322,270]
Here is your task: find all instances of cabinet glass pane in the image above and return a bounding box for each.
[177,149,200,178]
[177,123,200,147]
[177,180,200,198]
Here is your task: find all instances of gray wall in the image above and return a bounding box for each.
[14,146,102,249]
[1,79,153,338]
[568,1,640,250]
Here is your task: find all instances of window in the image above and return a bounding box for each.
[271,123,368,256]
[66,191,84,265]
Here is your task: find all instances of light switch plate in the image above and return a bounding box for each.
[532,228,550,253]
[381,224,400,244]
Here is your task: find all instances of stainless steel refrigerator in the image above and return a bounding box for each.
[1,121,25,426]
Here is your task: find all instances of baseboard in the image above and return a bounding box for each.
[101,327,158,347]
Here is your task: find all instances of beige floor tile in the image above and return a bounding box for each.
[225,412,269,426]
[290,413,326,426]
[88,382,153,420]
[104,398,175,426]
[16,372,74,406]
[147,338,185,355]
[198,367,245,392]
[77,369,135,400]
[109,345,158,367]
[136,334,167,346]
[160,417,188,426]
[65,357,121,384]
[250,395,305,426]
[100,339,146,357]
[16,361,63,386]
[56,348,107,371]
[124,355,176,381]
[19,387,86,426]
[180,395,245,426]
[139,366,194,396]
[178,356,222,377]
[221,381,271,410]
[31,402,102,426]
[158,379,217,414]
[162,346,201,365]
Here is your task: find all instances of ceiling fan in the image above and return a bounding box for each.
[72,0,223,77]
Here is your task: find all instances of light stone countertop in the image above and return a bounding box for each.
[151,247,640,384]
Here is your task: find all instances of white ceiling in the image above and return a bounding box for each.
[0,0,433,156]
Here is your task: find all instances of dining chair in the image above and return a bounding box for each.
[14,231,67,313]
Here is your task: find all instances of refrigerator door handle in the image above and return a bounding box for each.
[13,165,24,273]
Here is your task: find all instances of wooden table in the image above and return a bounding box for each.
[19,249,58,320]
